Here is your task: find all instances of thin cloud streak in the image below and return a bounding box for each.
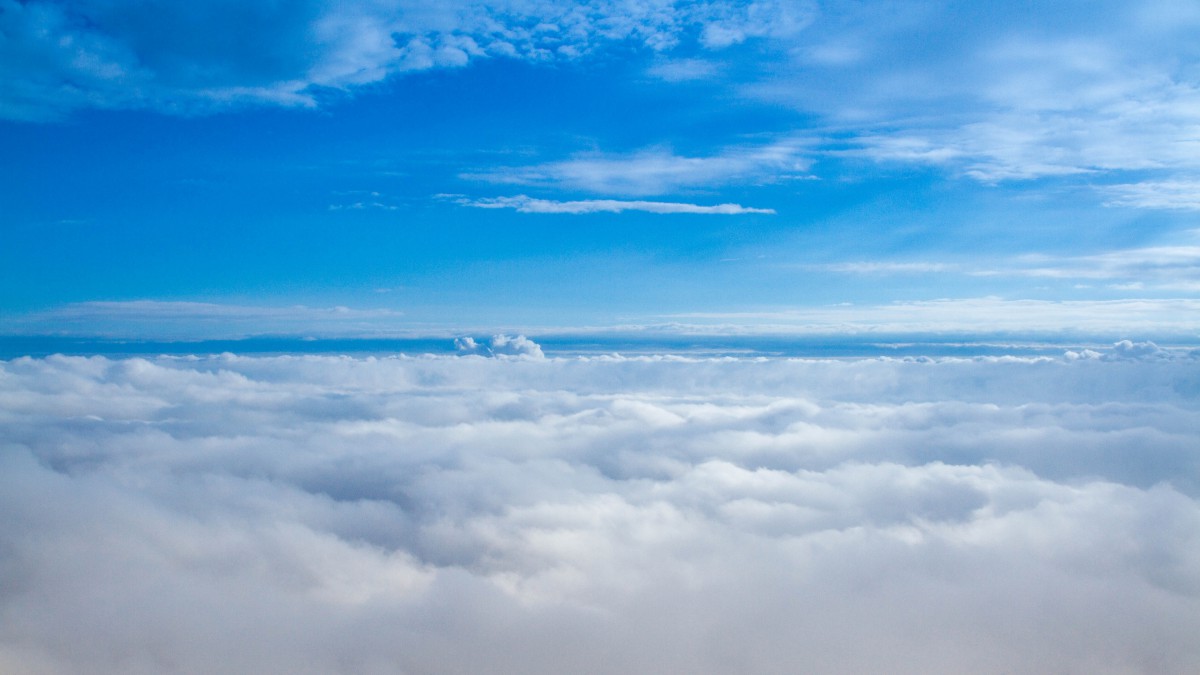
[1103,180,1200,211]
[664,297,1200,336]
[5,296,1198,341]
[810,241,1200,290]
[464,141,812,196]
[462,195,775,215]
[4,301,406,339]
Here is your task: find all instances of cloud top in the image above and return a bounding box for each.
[1,352,1199,673]
[455,334,545,358]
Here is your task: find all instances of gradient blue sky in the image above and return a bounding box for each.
[3,0,1199,339]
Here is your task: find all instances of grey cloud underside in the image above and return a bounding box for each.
[2,354,1199,674]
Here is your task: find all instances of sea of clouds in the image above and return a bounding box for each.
[2,344,1199,674]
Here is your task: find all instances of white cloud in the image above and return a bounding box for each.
[663,297,1200,337]
[7,295,1199,342]
[455,334,545,358]
[952,42,1200,183]
[1108,339,1171,360]
[646,57,721,82]
[809,242,1200,293]
[697,0,817,48]
[850,94,1200,182]
[739,2,1200,189]
[464,141,812,196]
[0,0,815,120]
[970,245,1200,290]
[1,352,1199,673]
[462,195,775,214]
[1103,180,1200,211]
[820,261,957,274]
[328,201,400,211]
[4,301,405,339]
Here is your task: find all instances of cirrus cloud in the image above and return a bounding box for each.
[0,0,815,121]
[462,141,812,196]
[462,194,775,215]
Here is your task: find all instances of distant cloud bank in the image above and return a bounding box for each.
[2,352,1198,674]
[7,297,1198,341]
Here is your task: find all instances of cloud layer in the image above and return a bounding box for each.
[2,351,1199,673]
[7,297,1199,342]
[664,297,1200,337]
[3,301,407,340]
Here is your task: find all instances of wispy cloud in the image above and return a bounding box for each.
[0,1,815,121]
[42,300,400,320]
[461,195,774,215]
[328,202,400,211]
[1102,179,1200,211]
[664,297,1200,336]
[819,262,958,274]
[740,4,1200,190]
[4,301,405,339]
[463,141,812,196]
[814,242,1200,291]
[645,58,721,82]
[972,245,1200,290]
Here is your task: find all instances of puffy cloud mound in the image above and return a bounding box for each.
[1,353,1199,674]
[455,334,544,358]
[1110,339,1170,360]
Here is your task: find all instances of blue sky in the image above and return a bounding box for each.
[4,6,1200,670]
[3,0,1199,339]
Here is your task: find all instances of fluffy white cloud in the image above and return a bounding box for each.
[463,194,775,214]
[455,334,544,358]
[1,351,1199,673]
